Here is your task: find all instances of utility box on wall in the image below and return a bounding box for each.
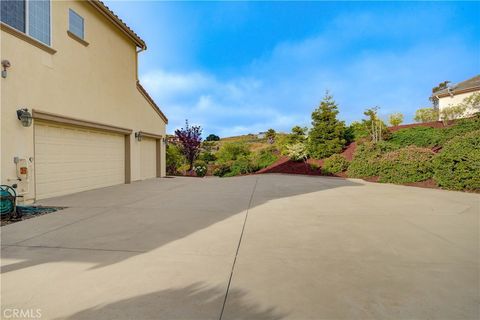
[14,157,30,195]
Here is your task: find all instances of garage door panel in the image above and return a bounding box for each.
[35,122,125,199]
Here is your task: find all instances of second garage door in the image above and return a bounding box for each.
[140,137,157,179]
[35,121,125,199]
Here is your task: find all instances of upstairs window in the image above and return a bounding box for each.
[1,0,51,45]
[68,9,84,39]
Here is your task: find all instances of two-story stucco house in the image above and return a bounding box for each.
[432,75,480,119]
[1,0,168,202]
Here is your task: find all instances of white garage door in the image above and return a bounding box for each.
[140,137,157,179]
[35,122,125,199]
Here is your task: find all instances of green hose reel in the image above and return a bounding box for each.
[0,185,17,217]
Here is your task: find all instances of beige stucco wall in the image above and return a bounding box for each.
[438,90,479,118]
[1,0,166,202]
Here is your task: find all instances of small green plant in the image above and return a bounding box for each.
[433,130,480,191]
[377,146,435,183]
[286,142,308,162]
[323,154,349,174]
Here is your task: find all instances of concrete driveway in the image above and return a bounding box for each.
[1,175,479,319]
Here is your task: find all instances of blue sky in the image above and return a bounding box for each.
[106,1,480,137]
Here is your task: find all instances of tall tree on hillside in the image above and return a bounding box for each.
[265,129,276,144]
[388,113,404,127]
[205,134,220,141]
[287,125,308,144]
[414,107,439,123]
[175,120,203,171]
[364,107,386,142]
[307,92,347,158]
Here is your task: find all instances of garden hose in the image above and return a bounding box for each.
[0,185,16,215]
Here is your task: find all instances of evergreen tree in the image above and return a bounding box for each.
[307,92,347,158]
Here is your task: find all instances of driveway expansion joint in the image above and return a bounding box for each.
[219,176,259,320]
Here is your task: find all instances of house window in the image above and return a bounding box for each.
[69,9,84,39]
[1,0,51,45]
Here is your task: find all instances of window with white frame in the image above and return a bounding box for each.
[68,9,84,39]
[1,0,51,45]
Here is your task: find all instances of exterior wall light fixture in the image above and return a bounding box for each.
[1,60,11,78]
[16,108,33,127]
[135,132,143,141]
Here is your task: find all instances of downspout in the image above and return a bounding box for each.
[135,46,145,81]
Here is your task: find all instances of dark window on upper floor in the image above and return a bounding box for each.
[1,0,51,45]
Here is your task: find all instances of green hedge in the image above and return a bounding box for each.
[433,130,480,191]
[389,127,441,148]
[347,142,395,178]
[322,154,349,174]
[377,146,435,183]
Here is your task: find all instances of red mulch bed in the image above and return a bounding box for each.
[256,157,322,176]
[257,142,357,176]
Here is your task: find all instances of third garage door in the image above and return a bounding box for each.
[140,137,157,179]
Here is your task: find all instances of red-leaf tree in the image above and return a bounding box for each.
[175,120,203,171]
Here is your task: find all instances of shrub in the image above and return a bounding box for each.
[216,142,250,163]
[166,144,185,175]
[345,121,369,142]
[389,127,441,148]
[438,114,480,145]
[286,142,308,161]
[213,163,232,177]
[377,146,435,183]
[224,156,257,177]
[252,147,278,169]
[193,160,207,177]
[309,162,320,171]
[323,154,349,174]
[199,152,217,163]
[433,130,480,191]
[347,142,396,178]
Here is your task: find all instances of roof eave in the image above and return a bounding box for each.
[432,86,480,99]
[88,0,147,50]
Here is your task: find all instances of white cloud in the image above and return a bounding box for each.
[139,6,478,137]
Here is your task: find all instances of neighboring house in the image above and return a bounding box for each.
[1,0,168,202]
[431,75,480,119]
[257,132,267,139]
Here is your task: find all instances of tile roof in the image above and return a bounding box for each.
[137,81,169,124]
[88,0,146,49]
[433,75,480,98]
